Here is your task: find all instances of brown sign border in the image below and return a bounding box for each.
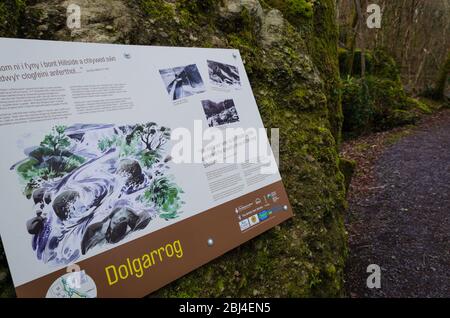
[15,180,292,298]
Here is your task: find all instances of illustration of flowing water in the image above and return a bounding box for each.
[11,123,183,266]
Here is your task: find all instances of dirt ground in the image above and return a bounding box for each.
[342,109,450,298]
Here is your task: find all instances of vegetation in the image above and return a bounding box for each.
[0,0,349,298]
[339,49,433,138]
[339,157,356,194]
[0,240,14,298]
[265,0,314,21]
[17,126,85,198]
[338,0,450,93]
[0,0,447,299]
[0,0,25,37]
[142,177,184,219]
[432,53,450,101]
[339,49,401,83]
[128,123,171,152]
[40,125,70,156]
[97,123,182,219]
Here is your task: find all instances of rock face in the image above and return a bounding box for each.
[52,190,80,220]
[32,188,46,205]
[0,0,347,297]
[260,9,284,47]
[21,0,134,43]
[219,0,263,21]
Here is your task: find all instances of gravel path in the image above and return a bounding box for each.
[345,110,450,298]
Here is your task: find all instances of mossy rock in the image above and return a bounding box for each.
[0,0,25,37]
[135,0,347,298]
[339,48,401,83]
[339,158,356,195]
[0,0,348,298]
[0,241,15,298]
[406,97,432,114]
[432,52,450,101]
[265,0,314,23]
[342,75,424,137]
[385,109,419,128]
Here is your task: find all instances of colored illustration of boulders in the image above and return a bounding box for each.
[117,159,145,186]
[52,191,80,220]
[82,207,152,254]
[26,215,45,235]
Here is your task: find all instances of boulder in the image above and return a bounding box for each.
[220,0,264,21]
[0,271,7,284]
[26,216,44,235]
[117,159,145,186]
[1,0,348,298]
[81,207,151,254]
[52,190,80,220]
[260,9,284,47]
[105,207,139,243]
[32,188,45,205]
[81,221,108,255]
[23,0,133,43]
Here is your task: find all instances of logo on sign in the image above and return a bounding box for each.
[248,214,260,227]
[239,219,250,231]
[258,210,270,221]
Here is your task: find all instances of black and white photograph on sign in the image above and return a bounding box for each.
[207,60,241,89]
[201,98,240,127]
[159,64,206,101]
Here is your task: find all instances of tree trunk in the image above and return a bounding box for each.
[433,52,450,100]
[346,6,359,75]
[355,0,366,79]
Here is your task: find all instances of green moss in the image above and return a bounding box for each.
[432,52,450,100]
[342,76,420,137]
[0,241,15,298]
[0,0,25,37]
[141,0,174,18]
[339,49,401,82]
[340,48,430,138]
[387,109,418,127]
[0,0,349,298]
[371,50,401,83]
[406,97,432,114]
[287,86,327,111]
[136,1,346,297]
[384,128,413,146]
[308,0,343,146]
[135,0,348,298]
[285,0,314,19]
[339,158,356,195]
[417,97,448,111]
[265,0,314,24]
